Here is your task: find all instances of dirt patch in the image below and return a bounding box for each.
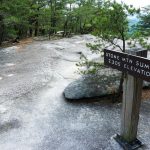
[18,38,33,45]
[0,38,33,49]
[142,89,150,101]
[16,38,33,52]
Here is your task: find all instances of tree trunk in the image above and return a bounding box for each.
[63,19,68,37]
[50,0,57,34]
[29,28,33,37]
[34,20,38,36]
[0,15,4,45]
[117,39,126,97]
[80,19,82,34]
[34,7,39,37]
[0,29,4,45]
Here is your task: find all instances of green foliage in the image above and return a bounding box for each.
[138,6,150,36]
[77,1,149,76]
[0,0,30,42]
[0,0,149,52]
[129,6,150,50]
[92,1,140,52]
[77,1,136,74]
[76,53,105,75]
[76,1,150,98]
[0,0,100,44]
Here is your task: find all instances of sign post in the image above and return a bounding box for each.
[104,49,148,149]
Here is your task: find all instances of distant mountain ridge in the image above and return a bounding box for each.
[128,16,139,27]
[128,16,140,33]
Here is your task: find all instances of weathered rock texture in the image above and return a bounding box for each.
[64,74,150,100]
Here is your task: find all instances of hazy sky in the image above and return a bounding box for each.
[116,0,150,8]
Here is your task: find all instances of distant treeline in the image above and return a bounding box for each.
[0,0,101,45]
[0,0,149,45]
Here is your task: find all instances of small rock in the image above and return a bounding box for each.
[143,81,150,88]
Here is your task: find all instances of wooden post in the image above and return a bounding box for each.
[120,49,147,146]
[104,48,149,149]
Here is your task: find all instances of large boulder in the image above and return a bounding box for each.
[64,74,150,100]
[64,74,121,100]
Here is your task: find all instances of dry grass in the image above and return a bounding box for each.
[16,38,33,52]
[18,38,33,45]
[1,37,33,49]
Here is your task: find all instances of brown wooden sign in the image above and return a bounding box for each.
[104,49,150,82]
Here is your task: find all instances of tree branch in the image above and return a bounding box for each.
[109,39,123,51]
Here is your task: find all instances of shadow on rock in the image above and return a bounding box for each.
[0,119,21,134]
[64,94,122,105]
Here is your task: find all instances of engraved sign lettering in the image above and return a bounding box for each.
[104,49,150,81]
